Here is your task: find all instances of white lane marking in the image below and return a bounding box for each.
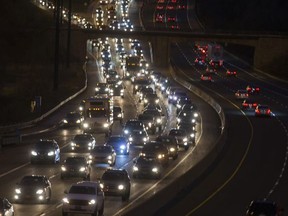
[0,163,29,179]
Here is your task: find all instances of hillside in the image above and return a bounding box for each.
[0,0,85,125]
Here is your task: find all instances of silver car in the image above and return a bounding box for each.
[89,145,116,166]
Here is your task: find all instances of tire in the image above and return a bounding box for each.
[98,202,104,216]
[122,189,130,201]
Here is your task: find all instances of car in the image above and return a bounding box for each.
[138,86,154,101]
[61,156,91,180]
[139,141,169,166]
[246,85,260,94]
[0,198,14,216]
[61,111,83,127]
[113,106,124,124]
[133,156,163,179]
[226,70,237,76]
[177,104,199,121]
[168,89,188,105]
[242,99,258,109]
[246,200,284,216]
[106,135,130,155]
[128,129,149,146]
[176,97,193,114]
[70,133,96,151]
[30,139,60,164]
[14,175,52,203]
[235,90,249,99]
[201,73,212,81]
[123,119,146,137]
[143,93,160,106]
[156,135,179,160]
[89,145,116,166]
[107,73,121,85]
[133,76,152,94]
[100,169,131,201]
[144,103,163,113]
[142,109,164,132]
[62,181,104,216]
[255,104,272,117]
[138,113,157,134]
[177,124,196,144]
[95,82,111,95]
[168,128,189,150]
[112,83,125,98]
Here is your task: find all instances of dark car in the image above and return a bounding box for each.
[61,156,91,180]
[106,135,130,155]
[112,83,125,98]
[168,128,190,150]
[140,141,169,166]
[113,106,124,124]
[0,198,14,216]
[242,99,258,110]
[156,135,179,160]
[128,129,149,146]
[138,113,157,134]
[100,169,131,201]
[133,156,163,179]
[143,93,160,106]
[246,200,284,216]
[95,82,111,95]
[70,133,96,151]
[142,109,164,132]
[14,175,52,203]
[30,139,60,164]
[123,119,146,137]
[61,111,83,127]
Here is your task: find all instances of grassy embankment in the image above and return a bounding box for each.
[0,0,85,126]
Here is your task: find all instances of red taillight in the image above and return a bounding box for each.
[255,109,260,113]
[253,103,257,107]
[243,103,248,107]
[267,109,271,114]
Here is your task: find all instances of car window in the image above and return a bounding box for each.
[69,186,96,195]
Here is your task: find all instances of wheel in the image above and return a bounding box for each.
[122,189,130,201]
[98,202,104,216]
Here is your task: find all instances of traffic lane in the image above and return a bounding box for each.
[162,113,288,216]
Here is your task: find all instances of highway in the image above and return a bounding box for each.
[1,0,287,216]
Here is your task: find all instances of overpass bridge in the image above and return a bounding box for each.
[67,28,288,75]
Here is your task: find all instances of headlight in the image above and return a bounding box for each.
[158,154,164,159]
[79,167,86,172]
[192,119,196,123]
[177,118,181,123]
[76,119,81,123]
[100,183,104,189]
[79,106,83,111]
[128,137,133,141]
[118,185,124,190]
[156,118,162,123]
[190,133,195,138]
[89,199,96,205]
[105,88,109,92]
[63,197,69,203]
[31,150,37,156]
[88,142,92,146]
[61,166,66,171]
[117,113,122,118]
[143,137,147,142]
[155,99,159,103]
[120,145,126,149]
[107,155,112,160]
[148,122,152,127]
[63,119,68,123]
[103,123,109,128]
[48,151,54,156]
[71,142,76,146]
[83,123,89,128]
[152,167,158,173]
[133,166,139,171]
[36,189,44,194]
[95,87,100,91]
[144,99,148,103]
[124,130,129,134]
[170,147,175,152]
[183,137,188,142]
[140,153,145,157]
[194,113,199,118]
[15,188,21,194]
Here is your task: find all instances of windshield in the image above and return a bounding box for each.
[102,171,125,181]
[35,141,54,149]
[69,186,96,195]
[65,157,86,165]
[93,146,112,153]
[169,130,185,136]
[87,110,107,118]
[20,176,45,185]
[74,134,91,141]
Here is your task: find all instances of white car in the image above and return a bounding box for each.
[62,181,104,216]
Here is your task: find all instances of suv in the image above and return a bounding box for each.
[133,156,163,179]
[62,181,104,216]
[100,169,131,201]
[156,135,179,160]
[30,139,60,164]
[61,156,91,180]
[140,141,169,166]
[14,175,52,203]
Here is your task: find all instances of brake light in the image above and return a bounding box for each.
[253,103,257,107]
[255,109,260,113]
[243,103,248,107]
[267,109,271,114]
